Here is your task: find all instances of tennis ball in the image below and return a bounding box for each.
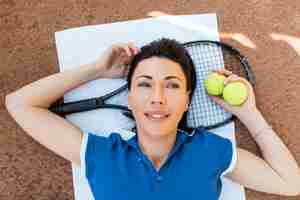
[204,72,226,96]
[222,82,248,106]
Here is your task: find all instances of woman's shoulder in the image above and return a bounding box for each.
[187,128,232,148]
[84,128,136,146]
[187,128,234,168]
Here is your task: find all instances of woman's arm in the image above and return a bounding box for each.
[6,62,102,108]
[5,62,100,167]
[6,42,139,108]
[225,109,300,196]
[5,42,140,167]
[210,68,300,196]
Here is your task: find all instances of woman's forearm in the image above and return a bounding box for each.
[240,110,300,187]
[6,62,104,108]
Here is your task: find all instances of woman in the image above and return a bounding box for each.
[5,38,300,199]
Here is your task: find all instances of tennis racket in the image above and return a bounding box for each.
[49,40,255,130]
[183,40,255,130]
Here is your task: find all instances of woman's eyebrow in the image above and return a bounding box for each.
[136,75,183,82]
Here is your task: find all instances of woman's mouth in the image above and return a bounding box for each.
[144,113,170,121]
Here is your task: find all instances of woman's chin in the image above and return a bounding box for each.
[142,125,174,138]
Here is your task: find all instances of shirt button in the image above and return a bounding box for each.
[137,158,142,162]
[156,176,163,181]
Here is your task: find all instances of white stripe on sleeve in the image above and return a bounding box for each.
[80,131,90,180]
[221,140,237,177]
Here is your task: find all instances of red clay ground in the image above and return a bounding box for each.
[1,0,300,199]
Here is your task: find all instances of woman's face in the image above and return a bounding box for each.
[128,56,190,138]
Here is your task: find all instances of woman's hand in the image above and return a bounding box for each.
[207,68,258,119]
[93,42,140,79]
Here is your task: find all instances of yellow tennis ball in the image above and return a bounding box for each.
[204,72,226,96]
[222,82,248,106]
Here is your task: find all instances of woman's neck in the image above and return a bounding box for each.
[136,129,177,171]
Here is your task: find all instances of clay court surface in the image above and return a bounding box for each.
[1,0,300,199]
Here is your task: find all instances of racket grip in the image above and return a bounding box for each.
[49,98,101,116]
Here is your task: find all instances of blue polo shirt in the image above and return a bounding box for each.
[80,127,236,200]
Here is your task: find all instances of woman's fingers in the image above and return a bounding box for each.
[224,75,253,94]
[117,42,140,57]
[108,42,140,68]
[112,43,130,57]
[224,74,239,85]
[122,44,132,57]
[127,42,140,55]
[213,69,250,88]
[213,68,233,76]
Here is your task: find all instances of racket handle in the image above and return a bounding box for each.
[49,98,102,116]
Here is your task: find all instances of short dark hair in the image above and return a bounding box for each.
[126,38,196,133]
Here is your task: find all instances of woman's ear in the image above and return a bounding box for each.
[185,103,189,111]
[186,91,191,111]
[127,93,132,110]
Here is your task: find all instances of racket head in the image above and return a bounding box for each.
[182,40,255,130]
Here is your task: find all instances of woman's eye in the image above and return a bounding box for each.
[137,82,179,88]
[167,83,180,89]
[137,82,151,87]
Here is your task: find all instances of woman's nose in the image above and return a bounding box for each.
[150,86,166,105]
